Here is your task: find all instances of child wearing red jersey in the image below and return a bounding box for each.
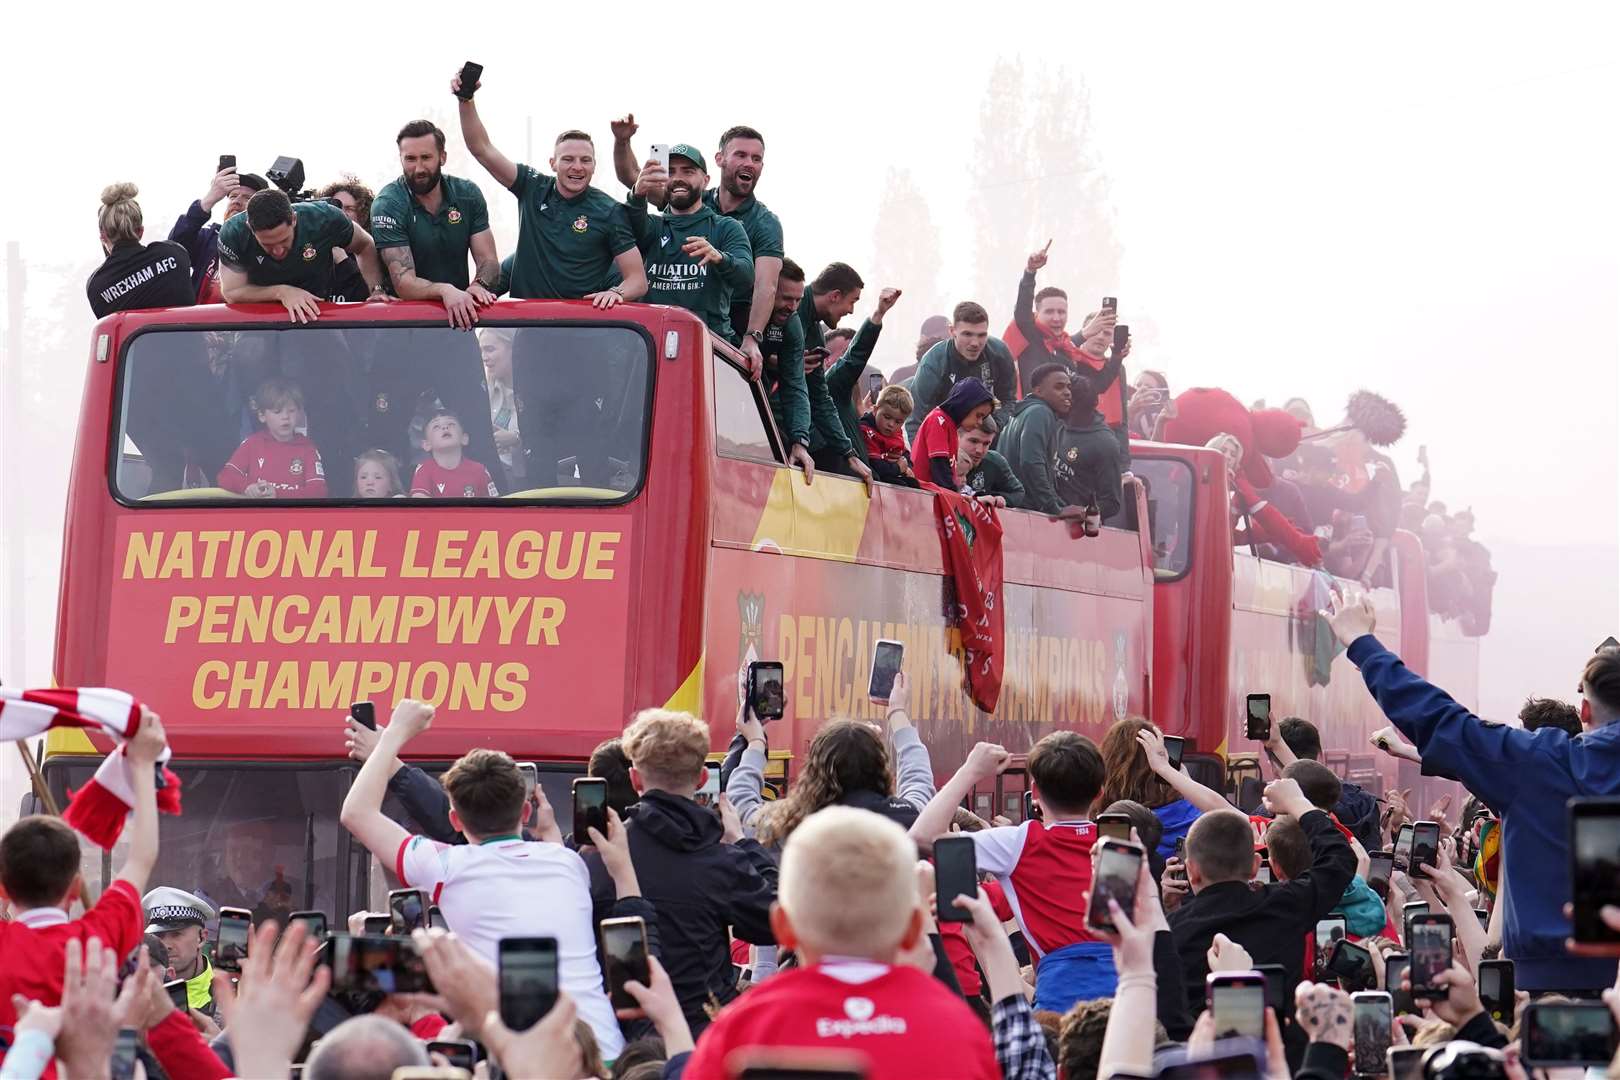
[858,384,916,485]
[0,711,166,1066]
[410,409,499,498]
[218,377,328,497]
[683,807,998,1080]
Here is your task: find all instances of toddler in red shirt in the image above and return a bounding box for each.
[410,409,499,498]
[218,376,328,498]
[858,384,917,485]
[683,806,998,1080]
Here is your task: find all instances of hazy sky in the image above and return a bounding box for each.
[1,1,1617,722]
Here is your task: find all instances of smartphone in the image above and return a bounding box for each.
[933,835,978,924]
[748,660,786,721]
[1254,863,1272,885]
[1384,951,1414,1016]
[215,906,252,973]
[289,910,328,939]
[330,933,434,994]
[1087,839,1144,931]
[1402,901,1429,946]
[390,888,429,935]
[1522,1002,1619,1068]
[1170,836,1188,880]
[1112,324,1130,354]
[218,154,236,173]
[572,777,609,846]
[1409,821,1440,877]
[1163,735,1186,771]
[1315,915,1348,951]
[1478,958,1516,1025]
[1408,914,1454,999]
[1207,971,1267,1041]
[1253,964,1288,1014]
[1352,992,1394,1077]
[1569,797,1620,944]
[1328,939,1376,992]
[363,914,393,936]
[1392,823,1414,872]
[651,143,671,171]
[1387,1046,1424,1080]
[111,1028,139,1080]
[1096,812,1134,843]
[517,762,538,802]
[1473,908,1490,928]
[599,916,651,1010]
[1022,790,1040,822]
[1366,851,1395,890]
[1101,296,1118,315]
[499,937,559,1033]
[696,762,721,808]
[427,1040,479,1070]
[454,61,484,101]
[866,372,884,395]
[1245,694,1271,741]
[429,905,448,931]
[868,640,903,704]
[349,700,377,731]
[164,977,190,1010]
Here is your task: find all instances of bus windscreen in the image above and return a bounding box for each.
[113,324,651,504]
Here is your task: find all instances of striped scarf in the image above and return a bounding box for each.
[0,687,182,849]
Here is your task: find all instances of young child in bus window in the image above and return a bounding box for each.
[217,376,328,498]
[354,449,404,498]
[410,409,499,498]
[860,383,917,486]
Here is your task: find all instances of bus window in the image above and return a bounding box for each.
[48,760,352,925]
[1132,457,1194,580]
[713,354,779,464]
[113,324,652,502]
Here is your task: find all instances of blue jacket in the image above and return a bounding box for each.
[1348,634,1620,991]
[168,200,218,298]
[1153,797,1203,861]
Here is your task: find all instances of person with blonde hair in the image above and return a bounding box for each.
[683,807,999,1079]
[580,708,778,1037]
[88,182,196,317]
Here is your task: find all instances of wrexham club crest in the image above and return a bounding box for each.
[737,591,766,668]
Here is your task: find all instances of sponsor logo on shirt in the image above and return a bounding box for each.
[1066,447,1079,461]
[302,244,317,261]
[290,458,304,476]
[814,996,906,1039]
[447,207,462,224]
[373,214,401,230]
[572,215,589,234]
[463,485,476,497]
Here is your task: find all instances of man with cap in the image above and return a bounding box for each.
[169,163,269,304]
[627,144,754,343]
[143,886,221,1019]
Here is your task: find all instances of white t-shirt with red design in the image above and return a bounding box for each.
[969,818,1101,959]
[683,960,999,1080]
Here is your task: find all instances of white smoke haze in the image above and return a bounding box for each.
[1,2,1615,813]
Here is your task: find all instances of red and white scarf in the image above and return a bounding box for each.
[0,688,182,849]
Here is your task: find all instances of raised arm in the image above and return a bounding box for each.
[340,699,434,863]
[609,114,644,194]
[116,709,168,893]
[454,72,518,191]
[1013,244,1048,342]
[909,741,1011,850]
[1139,727,1230,813]
[884,674,936,810]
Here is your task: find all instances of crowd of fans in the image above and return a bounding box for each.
[3,603,1618,1079]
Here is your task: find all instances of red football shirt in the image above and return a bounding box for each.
[410,456,498,498]
[683,961,999,1080]
[0,881,143,1060]
[217,430,328,497]
[909,408,960,484]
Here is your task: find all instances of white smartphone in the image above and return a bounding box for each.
[650,143,671,171]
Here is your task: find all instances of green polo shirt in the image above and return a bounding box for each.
[506,164,636,300]
[218,200,355,297]
[626,197,753,342]
[761,313,811,448]
[703,188,783,336]
[370,173,490,292]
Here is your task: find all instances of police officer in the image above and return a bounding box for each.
[143,887,221,1021]
[87,183,195,317]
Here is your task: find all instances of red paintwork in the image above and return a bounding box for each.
[53,302,1477,804]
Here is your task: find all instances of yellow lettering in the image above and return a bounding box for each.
[357,531,386,578]
[303,660,357,710]
[544,531,585,579]
[465,532,500,579]
[306,595,345,644]
[778,614,797,698]
[795,615,816,721]
[283,531,322,578]
[198,531,229,577]
[492,596,530,645]
[833,618,854,717]
[492,662,527,711]
[317,531,355,578]
[583,532,620,580]
[198,594,232,644]
[449,662,491,711]
[505,531,542,579]
[227,661,269,710]
[271,596,310,644]
[397,596,435,643]
[158,533,194,579]
[815,617,835,720]
[400,531,428,577]
[436,596,492,645]
[355,661,393,702]
[193,660,228,708]
[244,531,281,578]
[124,532,163,579]
[431,530,468,578]
[232,596,270,643]
[526,598,566,646]
[347,595,398,645]
[164,596,201,643]
[264,661,300,709]
[410,661,450,704]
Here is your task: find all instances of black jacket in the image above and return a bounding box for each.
[87,240,194,318]
[583,791,778,1033]
[1336,781,1383,854]
[1168,809,1356,1018]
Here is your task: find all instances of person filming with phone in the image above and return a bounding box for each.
[168,160,268,303]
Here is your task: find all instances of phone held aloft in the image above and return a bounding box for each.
[573,777,609,847]
[933,835,977,924]
[1087,839,1144,931]
[867,639,903,705]
[747,660,785,721]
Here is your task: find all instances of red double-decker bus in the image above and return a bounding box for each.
[35,297,1475,916]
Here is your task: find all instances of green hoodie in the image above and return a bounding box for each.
[999,396,1064,514]
[626,196,753,342]
[966,450,1027,508]
[1053,410,1124,518]
[823,320,884,464]
[795,291,855,458]
[761,313,811,448]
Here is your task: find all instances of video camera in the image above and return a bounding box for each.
[266,156,317,203]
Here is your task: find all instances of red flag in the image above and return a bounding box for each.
[933,491,1006,713]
